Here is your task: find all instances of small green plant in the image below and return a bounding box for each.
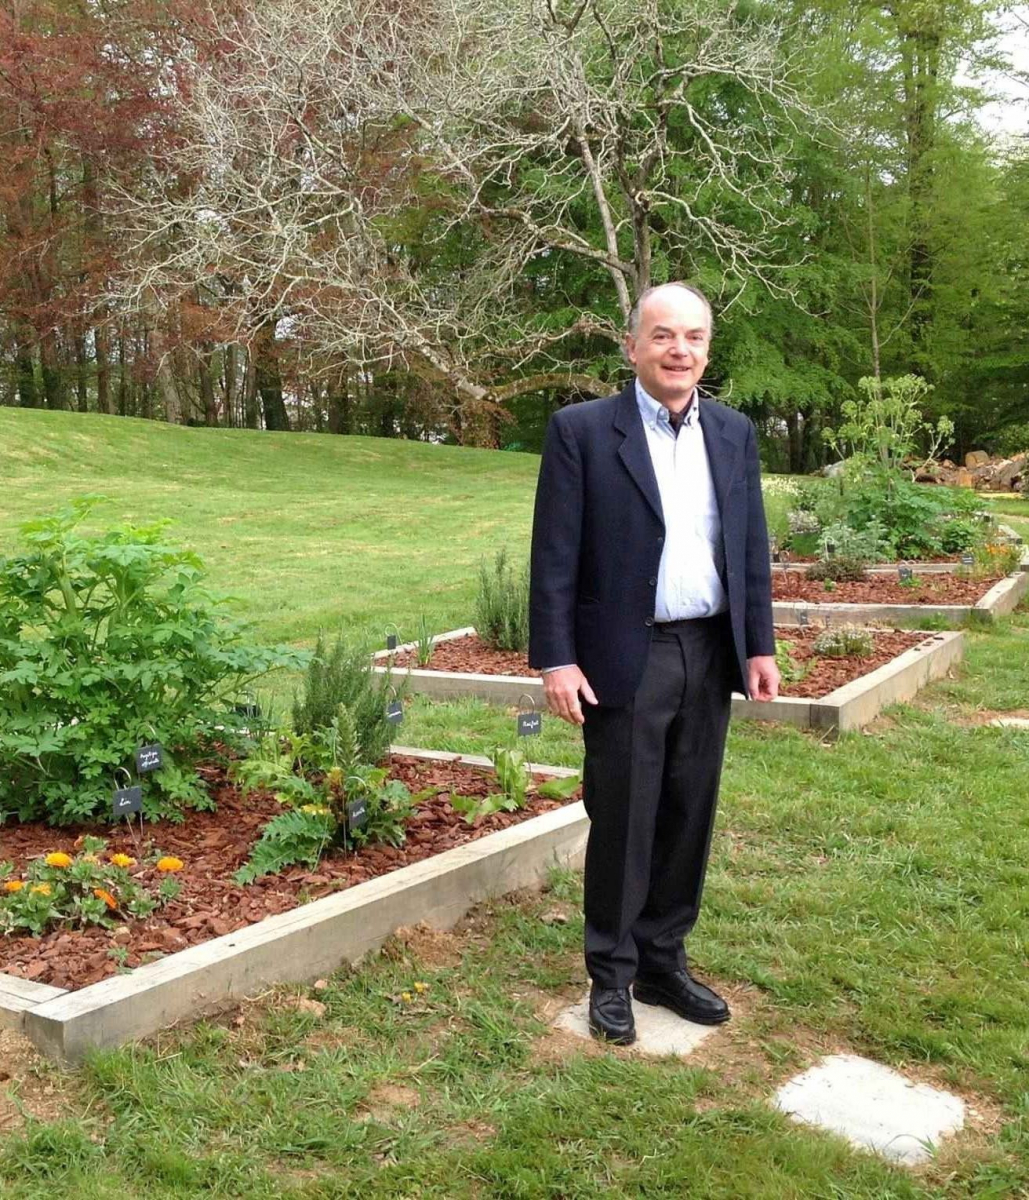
[774,640,809,684]
[415,615,435,667]
[233,706,421,882]
[291,629,400,765]
[0,837,183,936]
[805,556,867,583]
[475,549,529,652]
[0,498,306,826]
[451,746,537,824]
[811,625,874,659]
[537,773,582,800]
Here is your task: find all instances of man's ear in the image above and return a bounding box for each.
[623,335,637,366]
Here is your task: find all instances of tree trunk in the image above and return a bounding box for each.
[74,331,89,412]
[14,337,39,408]
[253,324,290,431]
[39,329,67,410]
[223,343,239,428]
[327,368,350,433]
[95,319,111,414]
[199,347,219,426]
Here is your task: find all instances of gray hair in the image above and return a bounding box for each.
[626,282,714,338]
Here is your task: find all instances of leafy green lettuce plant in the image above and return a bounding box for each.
[0,498,307,825]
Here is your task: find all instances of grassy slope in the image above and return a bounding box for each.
[1,411,1028,1198]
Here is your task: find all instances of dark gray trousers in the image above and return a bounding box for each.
[580,614,735,989]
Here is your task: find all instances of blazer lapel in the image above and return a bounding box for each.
[613,384,664,526]
[698,399,744,521]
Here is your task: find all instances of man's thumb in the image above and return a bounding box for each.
[580,677,599,706]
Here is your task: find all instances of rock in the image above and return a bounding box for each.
[955,469,974,488]
[965,450,991,468]
[823,461,846,478]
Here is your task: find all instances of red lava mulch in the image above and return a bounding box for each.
[391,629,929,700]
[0,756,580,993]
[770,571,1003,605]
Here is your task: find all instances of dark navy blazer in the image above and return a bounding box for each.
[528,382,775,706]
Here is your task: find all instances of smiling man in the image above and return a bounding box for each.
[529,282,779,1046]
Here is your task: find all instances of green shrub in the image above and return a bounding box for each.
[475,548,529,652]
[0,499,306,826]
[774,640,809,684]
[805,556,868,583]
[812,625,874,658]
[291,629,398,765]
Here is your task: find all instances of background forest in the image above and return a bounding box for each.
[1,0,1027,467]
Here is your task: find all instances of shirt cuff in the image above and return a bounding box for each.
[542,664,575,673]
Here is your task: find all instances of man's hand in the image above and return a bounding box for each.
[747,654,780,702]
[543,665,598,725]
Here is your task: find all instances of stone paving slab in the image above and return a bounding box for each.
[990,717,1029,729]
[553,990,720,1057]
[774,1053,964,1165]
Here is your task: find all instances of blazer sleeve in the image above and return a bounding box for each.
[528,411,583,670]
[742,419,776,659]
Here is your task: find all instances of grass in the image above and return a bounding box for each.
[1,412,1028,1197]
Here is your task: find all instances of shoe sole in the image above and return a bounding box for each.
[587,1020,636,1047]
[633,985,731,1026]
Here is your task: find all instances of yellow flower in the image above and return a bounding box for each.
[93,888,118,910]
[3,880,24,893]
[30,883,52,896]
[400,991,413,1003]
[156,856,184,873]
[109,853,136,868]
[45,852,73,868]
[413,981,429,994]
[300,804,331,815]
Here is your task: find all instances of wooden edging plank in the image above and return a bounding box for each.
[9,750,587,1064]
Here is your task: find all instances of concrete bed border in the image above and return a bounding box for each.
[0,750,586,1063]
[374,628,965,733]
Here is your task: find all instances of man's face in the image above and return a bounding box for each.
[624,287,710,410]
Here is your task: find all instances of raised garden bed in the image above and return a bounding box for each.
[374,627,965,732]
[0,750,587,1062]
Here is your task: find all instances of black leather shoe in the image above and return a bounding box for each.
[588,985,636,1045]
[633,967,730,1026]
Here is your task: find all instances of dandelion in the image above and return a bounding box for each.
[413,981,429,994]
[400,991,413,1003]
[3,880,24,893]
[93,888,118,910]
[109,853,136,868]
[156,856,184,873]
[30,883,52,896]
[45,852,73,868]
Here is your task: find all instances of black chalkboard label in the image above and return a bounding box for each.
[825,540,836,557]
[113,785,142,817]
[233,701,262,719]
[517,712,542,737]
[961,553,975,566]
[898,566,913,581]
[798,610,809,627]
[386,699,403,724]
[386,633,398,651]
[135,744,164,773]
[346,798,368,830]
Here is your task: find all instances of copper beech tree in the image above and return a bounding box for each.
[110,0,818,433]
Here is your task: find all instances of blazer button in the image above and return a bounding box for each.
[648,577,657,586]
[644,617,654,626]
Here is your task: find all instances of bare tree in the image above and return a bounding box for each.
[110,0,816,423]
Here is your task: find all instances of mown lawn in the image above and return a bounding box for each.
[1,411,1027,1198]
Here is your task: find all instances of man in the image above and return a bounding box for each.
[528,282,779,1046]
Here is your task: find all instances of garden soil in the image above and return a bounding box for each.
[391,628,927,700]
[0,756,579,992]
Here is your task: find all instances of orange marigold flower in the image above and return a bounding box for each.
[109,853,136,868]
[156,856,184,873]
[93,888,118,910]
[3,880,25,893]
[30,883,52,896]
[45,852,73,868]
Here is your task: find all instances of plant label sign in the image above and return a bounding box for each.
[898,566,913,581]
[798,609,809,627]
[517,711,542,737]
[135,744,164,773]
[386,699,403,724]
[346,798,368,831]
[113,785,142,818]
[961,553,975,566]
[233,701,262,720]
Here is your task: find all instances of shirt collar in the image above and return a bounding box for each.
[634,379,698,433]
